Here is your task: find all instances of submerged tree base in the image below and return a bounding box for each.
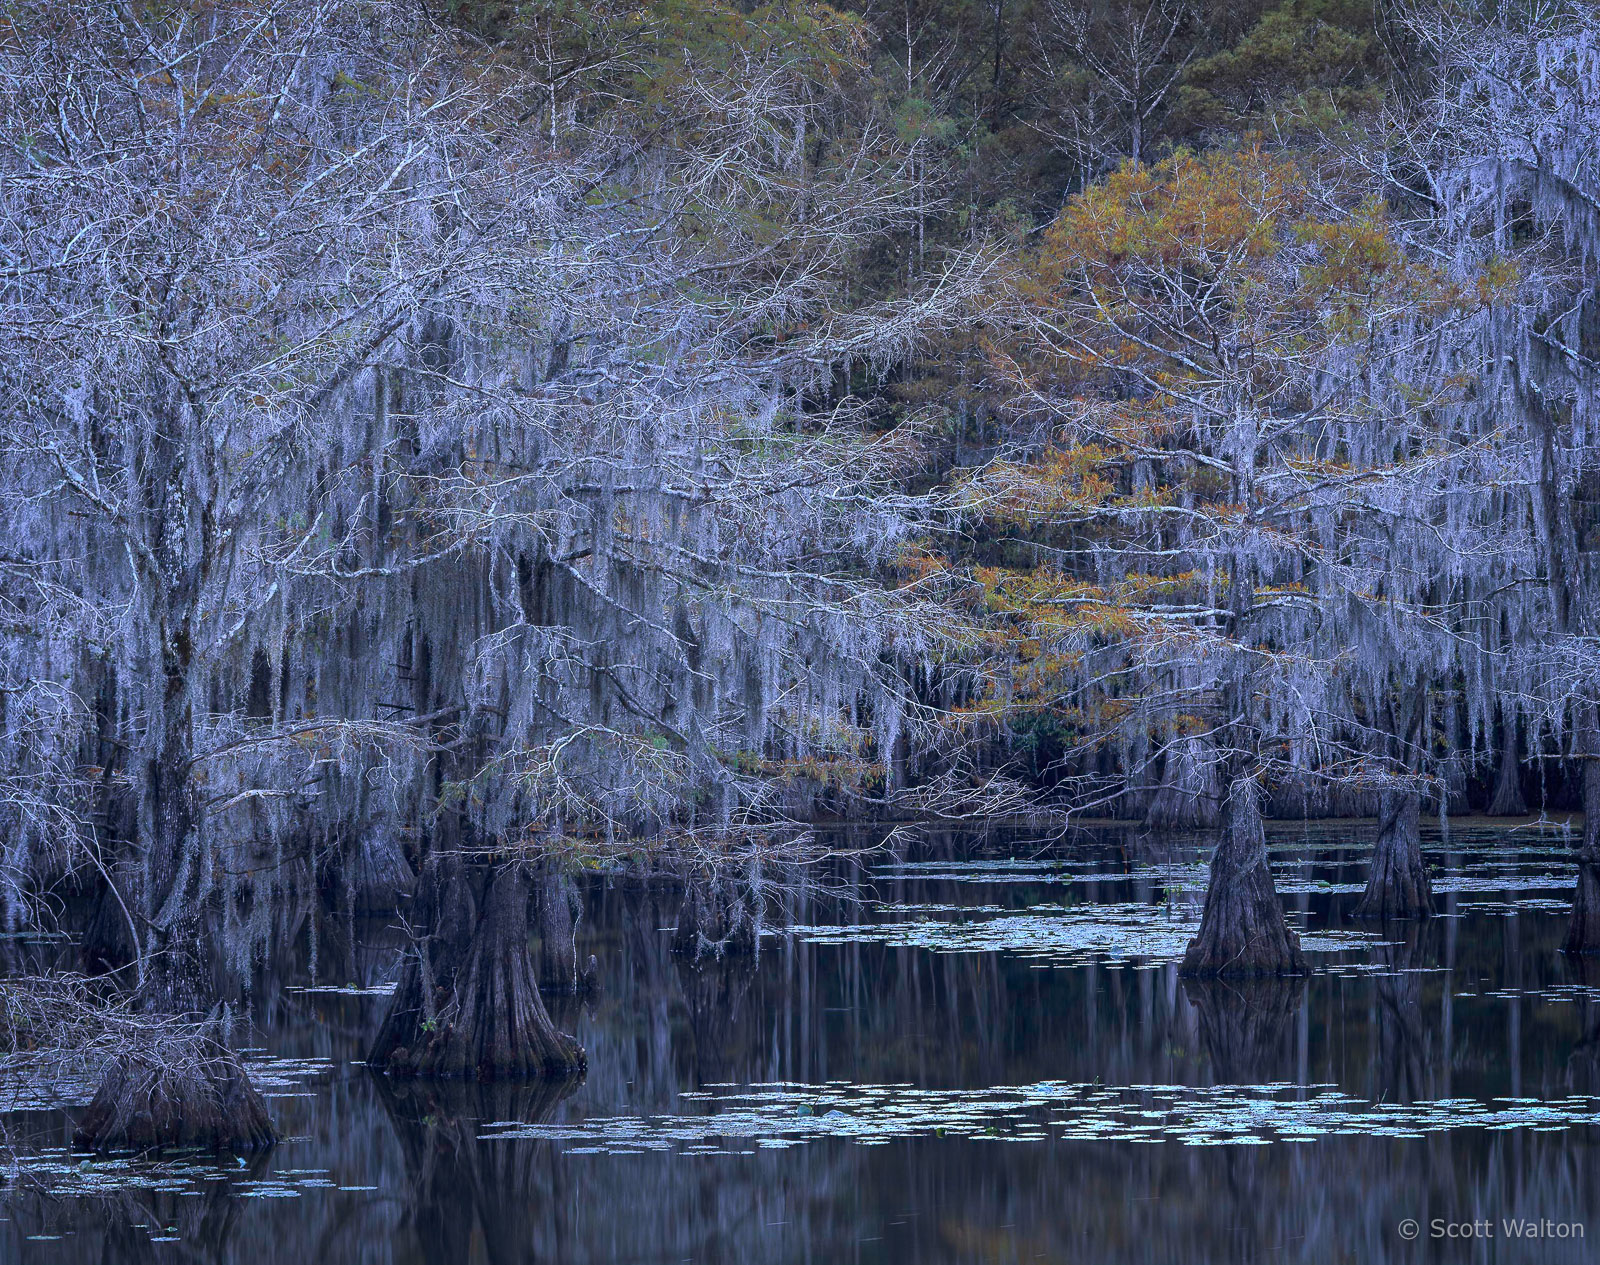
[1563,761,1600,954]
[74,1035,276,1154]
[370,859,586,1079]
[1355,791,1433,920]
[1180,779,1306,978]
[1563,854,1600,954]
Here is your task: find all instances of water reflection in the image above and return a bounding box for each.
[377,1078,582,1263]
[3,824,1599,1263]
[1181,976,1303,1084]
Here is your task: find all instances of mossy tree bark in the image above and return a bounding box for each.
[1488,709,1529,816]
[1355,790,1433,919]
[370,856,585,1078]
[1564,733,1600,954]
[139,682,211,1015]
[1357,673,1434,919]
[1181,776,1307,977]
[74,1030,276,1153]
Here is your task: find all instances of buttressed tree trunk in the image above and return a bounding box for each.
[370,857,585,1078]
[1564,744,1600,954]
[1355,790,1433,919]
[1356,674,1433,920]
[137,614,211,1015]
[536,866,589,992]
[1488,712,1528,816]
[1181,777,1306,977]
[74,1030,276,1154]
[142,745,208,1013]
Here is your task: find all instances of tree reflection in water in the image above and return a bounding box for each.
[1,827,1597,1264]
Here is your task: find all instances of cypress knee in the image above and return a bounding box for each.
[75,1029,275,1154]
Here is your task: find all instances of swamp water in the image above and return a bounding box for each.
[2,821,1599,1263]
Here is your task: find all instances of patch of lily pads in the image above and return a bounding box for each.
[770,902,1390,970]
[1453,897,1573,915]
[0,1053,339,1212]
[871,852,1580,902]
[0,1151,340,1200]
[481,1079,1600,1152]
[1433,874,1574,893]
[0,1053,333,1119]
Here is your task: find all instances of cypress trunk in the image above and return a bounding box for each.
[340,831,416,915]
[77,644,278,1152]
[81,872,139,977]
[370,857,585,1078]
[536,866,589,991]
[1564,753,1600,954]
[1180,778,1306,977]
[138,664,210,1014]
[74,1028,276,1154]
[1488,715,1528,816]
[1355,790,1433,919]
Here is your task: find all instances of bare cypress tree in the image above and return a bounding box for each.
[1396,0,1600,949]
[0,0,995,1120]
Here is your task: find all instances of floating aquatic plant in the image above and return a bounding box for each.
[772,902,1389,970]
[480,1079,1600,1152]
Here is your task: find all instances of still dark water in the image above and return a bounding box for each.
[4,821,1600,1263]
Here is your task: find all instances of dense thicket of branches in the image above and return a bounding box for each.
[0,0,984,994]
[1,0,1599,1139]
[939,0,1600,968]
